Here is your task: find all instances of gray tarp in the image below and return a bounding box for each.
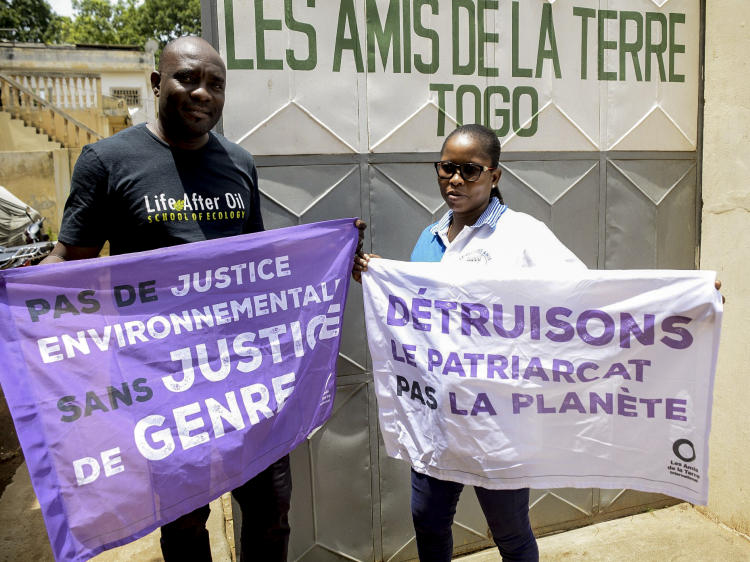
[0,186,40,248]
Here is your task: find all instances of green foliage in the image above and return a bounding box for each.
[61,0,201,56]
[0,0,67,43]
[0,0,200,58]
[61,0,119,44]
[60,0,144,45]
[136,0,201,47]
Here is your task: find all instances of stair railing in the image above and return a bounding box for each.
[7,73,101,111]
[0,71,104,148]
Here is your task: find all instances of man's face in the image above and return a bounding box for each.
[153,42,226,140]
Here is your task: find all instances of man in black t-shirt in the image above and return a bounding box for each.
[42,36,363,562]
[56,120,265,255]
[51,39,264,257]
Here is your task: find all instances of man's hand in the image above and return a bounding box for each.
[352,219,367,283]
[715,279,725,304]
[40,241,103,265]
[355,219,367,250]
[352,219,383,284]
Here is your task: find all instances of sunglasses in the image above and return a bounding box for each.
[434,161,496,182]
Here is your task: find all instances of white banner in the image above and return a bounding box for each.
[363,261,722,505]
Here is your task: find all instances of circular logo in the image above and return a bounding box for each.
[460,249,491,264]
[673,439,696,463]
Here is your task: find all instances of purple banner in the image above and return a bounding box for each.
[0,219,358,562]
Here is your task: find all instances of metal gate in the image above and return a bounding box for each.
[203,0,704,559]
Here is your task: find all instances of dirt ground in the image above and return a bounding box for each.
[0,462,232,562]
[0,383,24,497]
[460,503,750,562]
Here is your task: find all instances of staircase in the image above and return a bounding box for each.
[0,72,110,150]
[0,110,61,151]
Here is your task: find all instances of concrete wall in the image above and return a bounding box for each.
[0,111,61,151]
[1,43,157,123]
[101,70,156,121]
[0,45,148,236]
[700,0,750,535]
[0,44,153,74]
[0,149,72,236]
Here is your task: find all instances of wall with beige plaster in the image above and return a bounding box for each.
[700,0,750,535]
[0,150,71,236]
[1,44,156,122]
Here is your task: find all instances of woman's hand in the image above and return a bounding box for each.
[352,251,382,284]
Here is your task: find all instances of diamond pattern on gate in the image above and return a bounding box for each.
[610,106,695,152]
[371,101,458,154]
[598,488,675,513]
[608,159,696,205]
[501,161,598,205]
[257,164,367,375]
[373,165,446,217]
[605,159,697,270]
[500,160,600,268]
[238,101,358,156]
[369,99,600,154]
[369,163,447,261]
[502,102,599,152]
[290,384,373,562]
[366,96,693,155]
[368,88,693,155]
[221,0,697,156]
[258,165,359,227]
[530,488,594,529]
[379,444,494,562]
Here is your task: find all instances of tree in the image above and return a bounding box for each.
[60,0,200,58]
[132,0,201,52]
[60,0,118,44]
[59,0,142,45]
[0,0,200,58]
[0,0,67,43]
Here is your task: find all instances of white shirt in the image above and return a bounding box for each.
[424,199,586,270]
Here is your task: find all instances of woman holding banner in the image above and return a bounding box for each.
[354,124,586,562]
[354,124,725,561]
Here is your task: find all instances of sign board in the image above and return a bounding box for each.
[216,0,700,154]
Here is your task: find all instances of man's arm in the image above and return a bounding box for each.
[40,241,104,265]
[45,144,110,264]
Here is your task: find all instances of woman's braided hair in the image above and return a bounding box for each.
[441,124,503,204]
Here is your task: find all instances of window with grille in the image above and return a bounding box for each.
[110,87,141,107]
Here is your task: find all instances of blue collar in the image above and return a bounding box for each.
[430,198,507,235]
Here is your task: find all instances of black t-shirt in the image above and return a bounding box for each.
[58,123,264,255]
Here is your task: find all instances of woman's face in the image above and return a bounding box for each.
[438,133,502,216]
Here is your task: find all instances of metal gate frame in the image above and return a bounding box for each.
[202,1,706,560]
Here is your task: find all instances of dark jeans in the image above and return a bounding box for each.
[411,469,538,562]
[160,454,293,562]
